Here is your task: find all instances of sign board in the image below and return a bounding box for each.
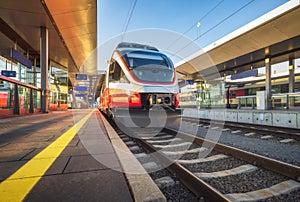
[231,69,258,80]
[185,80,194,85]
[75,94,86,97]
[1,70,16,77]
[75,86,88,91]
[75,73,87,80]
[11,48,32,69]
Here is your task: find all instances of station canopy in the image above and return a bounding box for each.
[175,0,300,81]
[0,0,97,86]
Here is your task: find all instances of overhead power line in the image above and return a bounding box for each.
[171,0,256,58]
[121,0,137,40]
[167,0,224,49]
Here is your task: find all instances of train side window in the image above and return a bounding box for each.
[230,91,236,98]
[109,61,115,82]
[108,59,129,83]
[109,60,125,83]
[112,62,121,81]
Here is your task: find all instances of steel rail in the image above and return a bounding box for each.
[134,133,230,202]
[107,117,229,201]
[163,127,300,181]
[182,116,300,141]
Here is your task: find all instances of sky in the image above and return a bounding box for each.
[98,0,289,48]
[96,0,291,71]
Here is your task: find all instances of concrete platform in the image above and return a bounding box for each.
[0,109,165,201]
[181,108,300,129]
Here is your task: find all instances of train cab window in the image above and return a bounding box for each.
[122,50,174,83]
[109,60,128,83]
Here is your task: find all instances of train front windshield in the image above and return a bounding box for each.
[123,50,175,83]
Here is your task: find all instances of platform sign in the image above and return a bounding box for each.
[231,69,258,80]
[185,80,194,85]
[75,94,86,97]
[75,86,88,91]
[11,48,32,69]
[75,73,87,80]
[1,70,16,77]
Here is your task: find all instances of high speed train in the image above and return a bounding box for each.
[98,42,179,116]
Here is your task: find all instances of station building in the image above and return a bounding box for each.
[0,0,97,117]
[0,0,300,124]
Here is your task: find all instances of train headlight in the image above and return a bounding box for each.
[130,96,140,104]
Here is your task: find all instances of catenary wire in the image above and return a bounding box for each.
[121,0,138,41]
[166,0,224,50]
[170,0,256,59]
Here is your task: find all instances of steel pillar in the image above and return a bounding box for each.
[13,83,19,114]
[289,58,295,93]
[265,57,272,110]
[40,26,49,113]
[29,89,34,113]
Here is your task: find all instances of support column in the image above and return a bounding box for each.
[33,57,37,86]
[265,57,272,110]
[13,84,20,114]
[40,26,49,113]
[289,58,295,93]
[29,89,34,113]
[289,58,295,109]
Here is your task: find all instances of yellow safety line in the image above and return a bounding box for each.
[0,110,95,202]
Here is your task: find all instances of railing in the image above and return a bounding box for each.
[272,92,300,110]
[237,95,256,109]
[236,93,300,110]
[0,75,42,116]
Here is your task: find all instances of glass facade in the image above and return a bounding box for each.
[0,80,13,109]
[179,81,225,109]
[0,54,68,116]
[49,66,68,110]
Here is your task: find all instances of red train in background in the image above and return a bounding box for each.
[98,42,179,116]
[0,91,8,107]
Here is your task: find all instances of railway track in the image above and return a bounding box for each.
[107,116,300,201]
[182,116,300,143]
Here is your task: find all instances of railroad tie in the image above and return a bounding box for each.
[231,130,242,134]
[261,135,273,139]
[195,164,258,179]
[162,147,208,160]
[153,142,192,149]
[141,135,173,140]
[244,132,256,136]
[146,138,182,144]
[225,180,300,202]
[177,154,228,164]
[279,138,294,143]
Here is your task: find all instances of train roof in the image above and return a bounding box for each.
[116,42,159,52]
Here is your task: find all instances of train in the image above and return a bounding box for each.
[0,91,9,108]
[98,42,179,116]
[225,80,300,108]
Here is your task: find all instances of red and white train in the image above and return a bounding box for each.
[98,42,179,116]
